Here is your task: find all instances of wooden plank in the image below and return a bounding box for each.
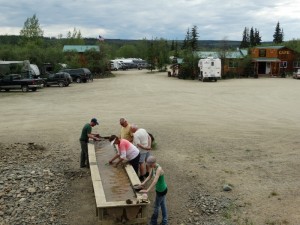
[97,201,149,208]
[88,143,96,163]
[90,164,101,181]
[124,164,141,186]
[93,180,106,206]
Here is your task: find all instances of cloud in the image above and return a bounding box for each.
[0,0,299,41]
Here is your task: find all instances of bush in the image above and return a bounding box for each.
[223,71,239,79]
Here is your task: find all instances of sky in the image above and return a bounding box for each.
[0,0,300,41]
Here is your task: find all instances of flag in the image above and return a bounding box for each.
[98,35,105,41]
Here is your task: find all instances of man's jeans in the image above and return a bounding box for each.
[150,193,168,225]
[80,141,89,167]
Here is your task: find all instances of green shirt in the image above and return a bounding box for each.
[153,164,167,192]
[80,123,92,142]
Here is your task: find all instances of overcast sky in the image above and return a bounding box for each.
[1,0,300,41]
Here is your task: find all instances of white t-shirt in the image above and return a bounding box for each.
[133,128,150,154]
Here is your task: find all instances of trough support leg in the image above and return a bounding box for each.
[97,208,104,221]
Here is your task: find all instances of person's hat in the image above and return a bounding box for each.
[109,135,117,145]
[110,138,116,146]
[91,118,99,125]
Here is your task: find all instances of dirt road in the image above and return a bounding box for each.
[0,70,299,224]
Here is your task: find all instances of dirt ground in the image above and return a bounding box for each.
[0,69,300,225]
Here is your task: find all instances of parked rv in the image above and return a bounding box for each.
[110,58,147,70]
[293,68,300,79]
[0,60,41,78]
[198,57,221,82]
[110,60,128,71]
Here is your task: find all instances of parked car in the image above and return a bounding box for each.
[59,68,91,83]
[0,74,44,92]
[293,69,300,79]
[42,72,72,87]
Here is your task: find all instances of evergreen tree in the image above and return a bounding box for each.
[273,22,284,44]
[190,25,199,51]
[254,28,261,46]
[182,28,191,50]
[174,41,179,57]
[240,27,249,48]
[171,40,175,51]
[249,27,255,47]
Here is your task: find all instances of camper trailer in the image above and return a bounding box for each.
[198,57,221,82]
[0,60,40,77]
[110,60,128,71]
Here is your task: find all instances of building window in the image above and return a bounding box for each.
[259,49,266,57]
[293,61,300,68]
[228,60,238,68]
[280,61,287,68]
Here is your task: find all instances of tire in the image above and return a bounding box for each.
[65,83,69,87]
[22,85,29,92]
[5,89,9,92]
[31,87,37,92]
[215,79,218,82]
[76,77,81,83]
[58,82,64,87]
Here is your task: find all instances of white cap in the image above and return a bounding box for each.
[110,138,116,146]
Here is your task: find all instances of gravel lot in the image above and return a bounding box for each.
[0,70,299,225]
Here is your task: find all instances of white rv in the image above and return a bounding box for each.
[0,60,40,77]
[198,57,221,82]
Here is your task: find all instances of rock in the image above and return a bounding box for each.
[19,198,26,203]
[27,188,36,193]
[223,184,233,192]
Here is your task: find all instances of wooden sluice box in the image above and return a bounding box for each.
[88,140,149,225]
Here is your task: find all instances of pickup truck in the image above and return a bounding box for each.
[0,74,44,92]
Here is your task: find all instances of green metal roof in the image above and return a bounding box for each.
[252,58,281,62]
[63,45,100,53]
[196,49,247,59]
[255,46,285,49]
[196,51,219,58]
[176,58,184,64]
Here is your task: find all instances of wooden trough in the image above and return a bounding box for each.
[88,140,149,225]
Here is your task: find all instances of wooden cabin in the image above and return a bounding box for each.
[63,45,100,66]
[196,49,248,76]
[251,46,296,77]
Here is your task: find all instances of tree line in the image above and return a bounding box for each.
[1,14,300,79]
[240,22,284,48]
